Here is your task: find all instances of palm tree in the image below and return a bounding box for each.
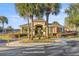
[16,3,61,39]
[16,3,45,40]
[16,4,31,40]
[65,3,79,31]
[44,3,61,38]
[0,16,8,33]
[34,4,44,19]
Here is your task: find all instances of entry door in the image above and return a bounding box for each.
[35,25,43,35]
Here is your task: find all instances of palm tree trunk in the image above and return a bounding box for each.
[74,24,77,31]
[76,25,78,32]
[2,23,4,33]
[31,16,33,40]
[27,17,30,40]
[46,14,49,38]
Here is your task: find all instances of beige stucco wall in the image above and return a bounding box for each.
[32,21,46,36]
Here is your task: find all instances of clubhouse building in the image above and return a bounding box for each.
[20,19,64,38]
[0,19,77,39]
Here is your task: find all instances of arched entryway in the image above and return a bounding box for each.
[35,25,43,36]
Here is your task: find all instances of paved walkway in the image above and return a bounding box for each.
[5,41,51,47]
[0,41,52,51]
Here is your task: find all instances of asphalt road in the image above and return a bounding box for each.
[0,41,79,56]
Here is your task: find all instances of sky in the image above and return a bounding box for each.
[0,3,70,29]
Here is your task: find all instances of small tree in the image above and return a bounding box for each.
[6,26,14,33]
[0,16,8,33]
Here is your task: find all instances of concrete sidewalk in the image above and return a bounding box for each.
[0,41,51,51]
[5,41,51,47]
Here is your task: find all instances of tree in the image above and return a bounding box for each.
[15,3,61,39]
[44,3,61,38]
[65,4,79,31]
[15,3,44,40]
[0,16,8,33]
[29,3,44,40]
[16,4,30,40]
[6,26,14,33]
